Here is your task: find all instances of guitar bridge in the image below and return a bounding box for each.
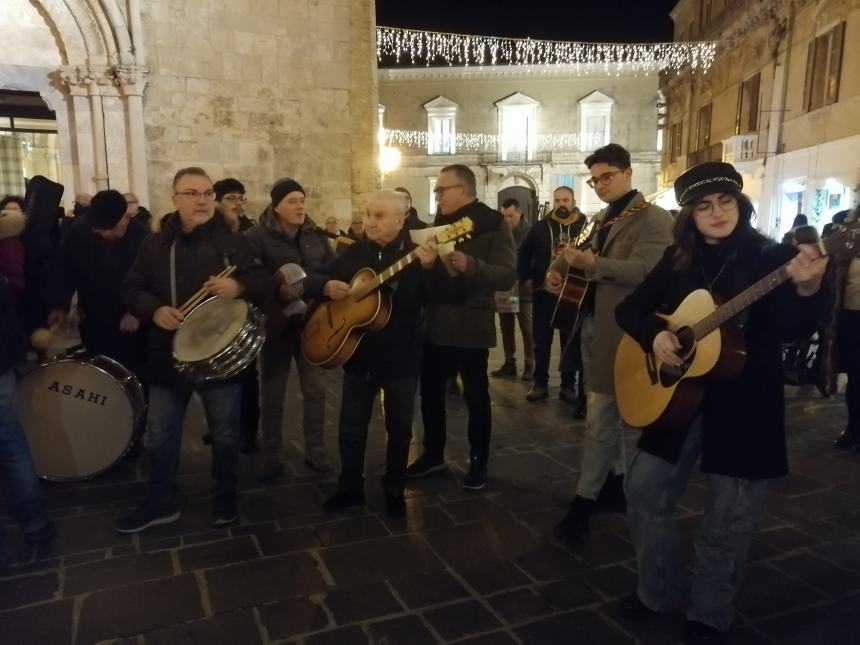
[645,353,658,385]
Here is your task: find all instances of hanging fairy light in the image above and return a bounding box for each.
[377,27,717,74]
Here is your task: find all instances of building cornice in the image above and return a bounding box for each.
[379,63,662,82]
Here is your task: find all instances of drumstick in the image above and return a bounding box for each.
[179,265,236,315]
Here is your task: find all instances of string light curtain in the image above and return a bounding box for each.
[376,27,717,74]
[383,130,585,153]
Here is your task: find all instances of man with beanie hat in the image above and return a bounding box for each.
[48,189,150,372]
[214,178,255,232]
[245,177,335,482]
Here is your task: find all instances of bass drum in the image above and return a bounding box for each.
[17,354,146,481]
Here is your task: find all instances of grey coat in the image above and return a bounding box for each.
[425,200,517,349]
[549,192,672,394]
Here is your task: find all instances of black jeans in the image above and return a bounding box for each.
[532,290,579,389]
[338,371,417,496]
[842,310,860,435]
[420,343,491,464]
[240,363,260,444]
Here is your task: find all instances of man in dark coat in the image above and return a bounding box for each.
[114,168,273,534]
[406,164,517,490]
[48,190,149,375]
[304,190,450,517]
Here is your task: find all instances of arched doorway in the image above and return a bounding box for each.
[0,0,148,205]
[498,173,538,223]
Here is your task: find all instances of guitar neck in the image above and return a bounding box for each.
[691,261,791,339]
[352,249,420,299]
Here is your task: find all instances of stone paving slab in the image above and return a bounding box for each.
[2,338,860,644]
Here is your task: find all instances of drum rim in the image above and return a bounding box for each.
[18,357,143,481]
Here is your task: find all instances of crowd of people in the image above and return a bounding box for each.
[1,142,857,644]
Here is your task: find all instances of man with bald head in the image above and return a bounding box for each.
[303,190,450,518]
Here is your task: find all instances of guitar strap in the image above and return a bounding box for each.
[592,200,649,256]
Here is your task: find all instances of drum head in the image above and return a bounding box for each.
[17,360,135,480]
[174,298,249,362]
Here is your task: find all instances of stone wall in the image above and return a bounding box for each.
[141,0,379,222]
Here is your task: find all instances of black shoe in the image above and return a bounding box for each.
[24,520,57,546]
[212,502,239,527]
[114,502,180,534]
[406,454,446,478]
[619,592,659,621]
[463,460,487,491]
[491,362,517,378]
[384,493,407,518]
[595,473,626,514]
[559,387,577,403]
[684,621,725,644]
[834,429,858,450]
[526,385,549,401]
[552,496,595,546]
[572,398,587,419]
[323,490,365,513]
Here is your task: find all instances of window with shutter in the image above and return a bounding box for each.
[825,22,844,105]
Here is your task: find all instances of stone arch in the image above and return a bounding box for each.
[0,0,148,203]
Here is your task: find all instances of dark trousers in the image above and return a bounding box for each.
[420,343,491,464]
[532,290,579,389]
[240,363,260,443]
[338,372,417,496]
[843,310,860,435]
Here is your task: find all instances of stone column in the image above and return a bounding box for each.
[115,65,150,207]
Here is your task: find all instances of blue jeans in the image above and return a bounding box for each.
[0,369,49,558]
[146,384,242,511]
[625,417,768,631]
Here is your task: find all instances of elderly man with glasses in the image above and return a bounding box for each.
[545,143,673,546]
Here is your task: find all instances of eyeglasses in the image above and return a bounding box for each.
[693,194,737,216]
[221,194,247,203]
[175,190,215,200]
[586,171,622,189]
[433,184,463,196]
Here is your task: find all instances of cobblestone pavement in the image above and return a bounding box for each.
[2,339,859,645]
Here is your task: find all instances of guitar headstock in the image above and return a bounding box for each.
[823,220,860,258]
[437,216,475,244]
[575,219,597,250]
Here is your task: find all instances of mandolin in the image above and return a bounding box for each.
[615,223,860,431]
[301,217,475,368]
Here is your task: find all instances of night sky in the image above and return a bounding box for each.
[375,0,679,43]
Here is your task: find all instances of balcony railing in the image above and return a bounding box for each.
[722,133,758,163]
[480,151,553,165]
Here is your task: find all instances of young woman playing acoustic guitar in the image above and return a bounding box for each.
[614,162,829,645]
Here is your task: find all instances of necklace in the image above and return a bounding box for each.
[701,259,730,292]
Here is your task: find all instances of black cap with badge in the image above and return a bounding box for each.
[674,161,744,206]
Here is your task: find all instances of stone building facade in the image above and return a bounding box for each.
[378,65,663,222]
[0,0,379,223]
[662,0,859,236]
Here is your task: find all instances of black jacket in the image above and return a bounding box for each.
[615,236,824,480]
[244,210,333,275]
[404,208,427,231]
[123,212,273,390]
[49,216,149,357]
[304,230,452,378]
[518,210,586,289]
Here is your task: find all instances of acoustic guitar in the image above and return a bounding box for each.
[615,223,860,431]
[550,219,597,331]
[301,217,475,368]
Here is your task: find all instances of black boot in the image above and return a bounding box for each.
[834,428,858,450]
[552,496,595,546]
[491,360,517,377]
[595,473,626,513]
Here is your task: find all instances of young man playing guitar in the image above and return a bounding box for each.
[546,144,672,545]
[302,190,447,517]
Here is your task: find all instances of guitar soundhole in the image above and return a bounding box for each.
[658,326,696,387]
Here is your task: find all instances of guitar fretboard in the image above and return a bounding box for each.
[352,250,421,300]
[691,265,790,339]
